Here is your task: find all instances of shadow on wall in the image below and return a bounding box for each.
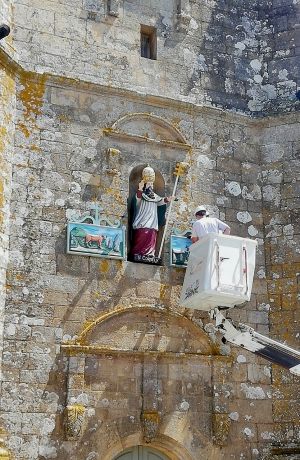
[183,0,299,114]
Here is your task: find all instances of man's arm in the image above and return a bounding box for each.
[217,219,230,235]
[191,221,201,243]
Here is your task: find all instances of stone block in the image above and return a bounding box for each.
[247,364,271,384]
[230,363,248,383]
[228,422,258,444]
[273,400,300,422]
[247,310,269,325]
[229,399,274,424]
[237,382,270,400]
[136,280,162,299]
[14,4,55,34]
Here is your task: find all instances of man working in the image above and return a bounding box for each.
[191,205,230,243]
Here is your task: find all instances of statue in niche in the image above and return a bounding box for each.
[130,165,171,263]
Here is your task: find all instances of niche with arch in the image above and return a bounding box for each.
[128,164,167,263]
[103,112,192,264]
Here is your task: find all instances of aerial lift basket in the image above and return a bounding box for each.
[180,233,257,311]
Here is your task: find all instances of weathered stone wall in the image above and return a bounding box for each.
[2,73,292,459]
[249,0,300,114]
[224,113,300,458]
[0,54,15,380]
[260,115,300,449]
[0,0,12,25]
[10,0,300,114]
[0,1,299,459]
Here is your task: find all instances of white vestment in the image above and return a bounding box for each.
[132,193,164,230]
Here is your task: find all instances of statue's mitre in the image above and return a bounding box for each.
[142,165,155,183]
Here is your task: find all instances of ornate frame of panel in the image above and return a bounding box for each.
[169,228,192,268]
[66,204,126,260]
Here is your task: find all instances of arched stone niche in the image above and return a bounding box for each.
[103,113,192,263]
[103,113,191,169]
[128,164,166,261]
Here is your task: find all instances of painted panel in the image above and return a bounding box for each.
[67,222,126,260]
[170,234,192,268]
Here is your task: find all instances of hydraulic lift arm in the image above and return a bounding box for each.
[211,308,300,376]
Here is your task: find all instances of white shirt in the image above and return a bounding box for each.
[192,217,230,238]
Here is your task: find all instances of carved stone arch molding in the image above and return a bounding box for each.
[103,112,191,149]
[62,305,214,354]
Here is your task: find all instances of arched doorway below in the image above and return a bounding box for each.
[114,445,170,460]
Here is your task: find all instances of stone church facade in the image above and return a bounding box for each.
[0,1,299,459]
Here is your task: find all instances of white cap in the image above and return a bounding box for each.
[195,205,207,215]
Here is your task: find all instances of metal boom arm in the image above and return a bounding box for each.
[211,308,300,376]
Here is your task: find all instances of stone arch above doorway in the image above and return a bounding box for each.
[114,445,170,460]
[103,434,196,460]
[61,305,214,355]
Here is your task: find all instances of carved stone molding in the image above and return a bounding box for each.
[0,447,10,460]
[106,148,121,176]
[103,112,191,150]
[141,410,160,443]
[0,449,10,460]
[65,404,86,440]
[212,413,231,446]
[0,429,10,460]
[61,304,214,354]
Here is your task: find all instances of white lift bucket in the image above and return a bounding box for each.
[180,233,257,311]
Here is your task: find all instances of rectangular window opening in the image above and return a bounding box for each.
[140,25,157,60]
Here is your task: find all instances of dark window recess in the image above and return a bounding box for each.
[140,25,157,60]
[108,0,119,17]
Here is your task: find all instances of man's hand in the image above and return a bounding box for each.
[138,180,144,191]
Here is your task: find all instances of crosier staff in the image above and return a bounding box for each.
[157,162,189,259]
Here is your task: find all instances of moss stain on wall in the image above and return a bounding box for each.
[17,71,47,138]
